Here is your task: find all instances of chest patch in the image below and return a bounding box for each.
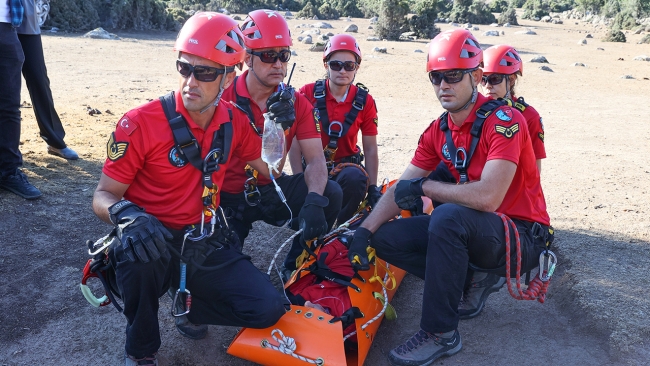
[441,143,451,161]
[495,123,520,139]
[168,146,189,168]
[496,109,512,122]
[107,133,128,161]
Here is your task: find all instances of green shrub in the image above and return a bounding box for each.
[318,2,341,18]
[449,0,497,24]
[498,7,519,23]
[575,0,604,13]
[611,10,638,29]
[639,34,650,43]
[376,0,409,40]
[47,0,101,31]
[490,0,509,12]
[602,29,626,41]
[509,0,527,7]
[297,1,319,17]
[408,0,441,38]
[522,0,550,19]
[549,0,574,11]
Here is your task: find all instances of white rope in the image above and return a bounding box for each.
[267,229,302,275]
[262,329,324,365]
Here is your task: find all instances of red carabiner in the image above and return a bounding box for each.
[80,259,111,307]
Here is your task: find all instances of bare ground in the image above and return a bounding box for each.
[1,14,650,366]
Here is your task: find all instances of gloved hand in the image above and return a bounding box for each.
[348,227,371,271]
[266,86,296,131]
[298,192,329,242]
[108,200,173,263]
[394,177,427,212]
[366,184,382,209]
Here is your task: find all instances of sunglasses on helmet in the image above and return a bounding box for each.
[248,49,292,64]
[481,74,507,86]
[428,69,476,86]
[176,60,233,82]
[327,60,358,72]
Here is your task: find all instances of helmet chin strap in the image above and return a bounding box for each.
[504,78,512,100]
[250,57,278,89]
[448,80,478,114]
[199,72,228,114]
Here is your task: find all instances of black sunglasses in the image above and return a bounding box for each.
[428,69,476,86]
[176,60,232,82]
[327,60,358,72]
[481,74,506,86]
[248,49,291,64]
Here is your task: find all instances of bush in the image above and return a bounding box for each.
[375,0,409,40]
[602,29,626,41]
[490,0,509,12]
[522,0,550,19]
[611,10,638,29]
[509,0,527,7]
[408,0,441,38]
[549,0,574,11]
[449,0,497,24]
[47,0,101,31]
[318,2,341,18]
[639,33,650,43]
[297,1,319,17]
[498,7,519,23]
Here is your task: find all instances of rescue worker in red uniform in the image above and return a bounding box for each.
[220,10,342,280]
[291,34,381,224]
[91,13,287,366]
[482,44,546,172]
[346,29,551,366]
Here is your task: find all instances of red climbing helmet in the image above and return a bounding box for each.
[174,12,246,67]
[240,9,292,49]
[483,44,523,75]
[426,29,483,72]
[323,34,362,63]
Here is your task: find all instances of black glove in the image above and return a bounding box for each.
[394,177,427,212]
[266,86,296,131]
[366,184,382,209]
[298,192,329,242]
[348,227,371,271]
[108,200,173,263]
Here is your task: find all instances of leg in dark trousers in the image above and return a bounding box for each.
[331,164,368,224]
[17,34,67,149]
[0,24,25,177]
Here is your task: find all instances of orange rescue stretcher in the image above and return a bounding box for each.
[227,194,433,366]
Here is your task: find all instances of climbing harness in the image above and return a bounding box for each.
[439,98,511,183]
[313,80,368,169]
[495,213,556,303]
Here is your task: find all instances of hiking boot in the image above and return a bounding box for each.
[47,145,79,160]
[388,329,462,366]
[279,265,294,283]
[0,170,42,199]
[167,288,208,340]
[125,353,158,366]
[458,272,506,320]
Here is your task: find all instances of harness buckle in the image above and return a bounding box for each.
[328,121,343,138]
[454,147,468,170]
[203,148,223,174]
[352,99,364,111]
[244,177,261,206]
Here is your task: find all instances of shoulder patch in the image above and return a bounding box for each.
[118,117,138,135]
[539,117,544,131]
[107,132,129,161]
[495,123,520,139]
[373,117,378,126]
[495,109,513,122]
[538,132,544,142]
[313,108,322,133]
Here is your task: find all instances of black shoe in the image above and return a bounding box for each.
[47,145,79,160]
[458,272,506,320]
[167,288,208,340]
[0,170,42,199]
[125,352,158,366]
[388,329,462,366]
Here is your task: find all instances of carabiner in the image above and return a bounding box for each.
[171,288,192,317]
[88,234,116,256]
[538,250,557,282]
[80,259,111,307]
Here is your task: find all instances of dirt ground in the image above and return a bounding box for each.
[1,12,650,366]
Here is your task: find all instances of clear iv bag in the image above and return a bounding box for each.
[261,112,285,173]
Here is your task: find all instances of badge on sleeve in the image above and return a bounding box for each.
[495,123,520,139]
[118,117,138,135]
[313,109,322,133]
[373,117,378,126]
[495,109,512,122]
[107,132,129,161]
[538,132,545,142]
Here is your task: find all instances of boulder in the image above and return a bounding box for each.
[367,36,380,41]
[541,16,552,22]
[586,34,593,38]
[530,55,549,63]
[373,47,387,53]
[578,39,587,45]
[571,62,587,67]
[309,43,326,52]
[633,55,650,61]
[515,29,537,35]
[302,35,313,44]
[504,23,511,27]
[370,16,378,24]
[313,22,333,29]
[539,66,554,72]
[414,49,424,53]
[83,28,119,40]
[344,24,358,33]
[483,31,500,36]
[621,75,634,79]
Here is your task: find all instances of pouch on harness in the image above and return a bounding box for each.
[227,185,434,366]
[80,92,236,313]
